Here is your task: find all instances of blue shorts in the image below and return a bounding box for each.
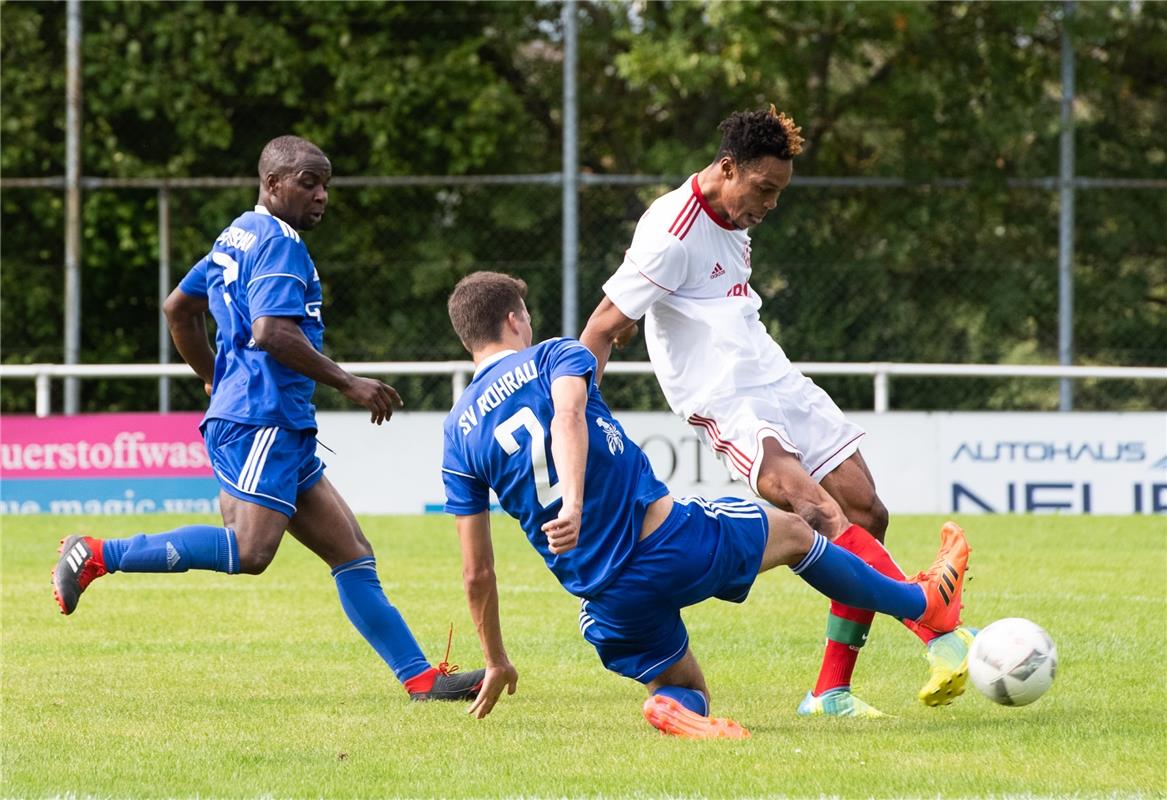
[202,419,325,516]
[578,496,768,683]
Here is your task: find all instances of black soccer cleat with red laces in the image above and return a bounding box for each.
[408,664,486,702]
[53,535,108,615]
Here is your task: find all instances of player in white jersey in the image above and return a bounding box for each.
[581,106,975,717]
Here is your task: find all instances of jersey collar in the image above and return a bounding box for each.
[690,174,735,231]
[474,349,518,377]
[254,204,272,216]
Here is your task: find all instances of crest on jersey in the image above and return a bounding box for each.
[743,242,752,270]
[595,417,625,455]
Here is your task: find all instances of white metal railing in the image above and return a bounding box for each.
[1,361,1164,418]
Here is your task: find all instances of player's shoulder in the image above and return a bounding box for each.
[536,338,598,379]
[217,207,302,252]
[538,336,595,360]
[634,177,707,249]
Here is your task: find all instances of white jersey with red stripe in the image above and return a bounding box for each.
[602,175,793,419]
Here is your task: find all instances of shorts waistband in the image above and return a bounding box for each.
[639,497,688,546]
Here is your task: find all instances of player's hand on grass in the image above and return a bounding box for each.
[612,322,639,350]
[342,376,403,425]
[542,505,581,554]
[467,663,518,720]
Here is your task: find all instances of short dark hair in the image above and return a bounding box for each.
[715,104,805,165]
[448,271,529,351]
[258,135,327,180]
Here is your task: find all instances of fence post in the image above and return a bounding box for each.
[36,372,52,418]
[158,186,171,412]
[1058,0,1076,411]
[873,367,889,413]
[63,0,82,415]
[561,0,579,337]
[452,369,467,402]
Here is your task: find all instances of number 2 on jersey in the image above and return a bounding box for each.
[493,407,563,508]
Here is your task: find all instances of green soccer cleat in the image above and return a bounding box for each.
[796,688,885,719]
[918,626,977,706]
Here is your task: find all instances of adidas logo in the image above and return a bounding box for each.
[710,263,726,279]
[938,563,959,604]
[66,541,89,572]
[166,542,181,571]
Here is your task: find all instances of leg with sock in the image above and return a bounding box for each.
[330,556,486,701]
[103,525,240,574]
[834,524,940,645]
[332,556,430,685]
[792,530,928,718]
[804,523,937,713]
[791,532,926,620]
[52,526,240,615]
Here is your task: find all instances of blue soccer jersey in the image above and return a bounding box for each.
[179,206,324,431]
[442,338,669,597]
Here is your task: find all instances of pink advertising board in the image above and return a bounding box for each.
[0,413,218,515]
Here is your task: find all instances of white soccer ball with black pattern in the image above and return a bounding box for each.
[968,618,1058,706]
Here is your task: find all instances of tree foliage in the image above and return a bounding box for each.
[1,0,1163,413]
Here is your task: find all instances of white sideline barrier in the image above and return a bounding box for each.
[316,411,1166,516]
[2,361,1165,416]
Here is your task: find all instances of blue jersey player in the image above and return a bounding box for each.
[53,135,484,703]
[442,271,970,738]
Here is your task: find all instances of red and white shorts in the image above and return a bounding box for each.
[687,370,865,494]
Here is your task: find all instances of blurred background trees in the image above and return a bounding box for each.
[2,1,1163,412]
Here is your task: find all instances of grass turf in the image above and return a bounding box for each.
[3,513,1164,798]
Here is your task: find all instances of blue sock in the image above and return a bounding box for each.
[103,526,239,574]
[792,532,926,620]
[654,685,708,716]
[332,557,430,684]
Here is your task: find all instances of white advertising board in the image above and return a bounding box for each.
[316,411,1167,517]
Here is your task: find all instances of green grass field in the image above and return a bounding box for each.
[3,513,1164,798]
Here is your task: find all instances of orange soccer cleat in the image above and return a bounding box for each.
[641,694,750,739]
[909,521,970,634]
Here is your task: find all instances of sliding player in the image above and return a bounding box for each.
[442,271,969,738]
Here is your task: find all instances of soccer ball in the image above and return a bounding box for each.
[968,618,1057,706]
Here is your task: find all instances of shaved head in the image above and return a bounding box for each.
[256,135,332,230]
[258,135,328,181]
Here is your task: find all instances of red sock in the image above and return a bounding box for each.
[834,524,938,644]
[814,603,874,695]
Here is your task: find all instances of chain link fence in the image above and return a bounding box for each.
[2,175,1164,414]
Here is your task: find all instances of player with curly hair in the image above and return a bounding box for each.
[580,105,975,718]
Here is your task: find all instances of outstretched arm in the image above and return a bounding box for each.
[543,374,589,554]
[457,511,518,719]
[251,315,402,425]
[579,297,639,385]
[163,287,215,395]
